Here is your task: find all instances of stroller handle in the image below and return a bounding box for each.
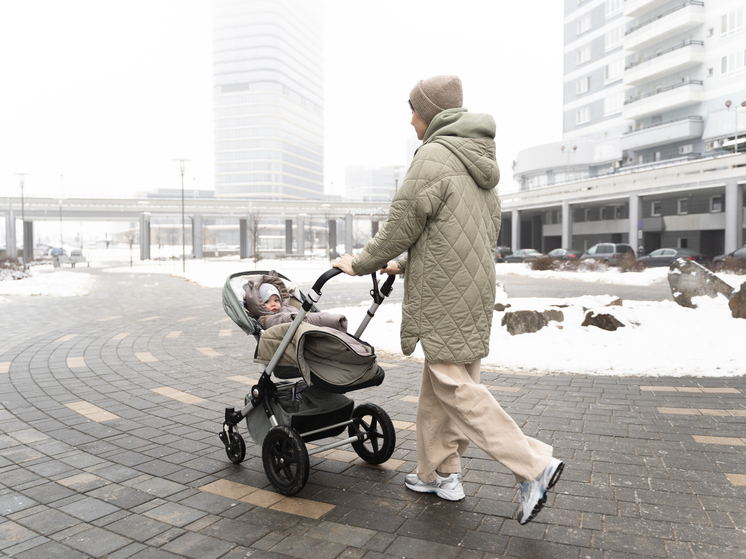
[311,267,344,294]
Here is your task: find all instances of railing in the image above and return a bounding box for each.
[625,39,704,70]
[625,1,704,35]
[624,79,703,104]
[623,115,703,134]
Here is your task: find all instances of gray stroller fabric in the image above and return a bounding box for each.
[256,322,379,388]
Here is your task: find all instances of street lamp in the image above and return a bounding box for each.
[559,145,577,183]
[173,158,190,272]
[392,165,403,198]
[14,173,29,266]
[725,100,746,154]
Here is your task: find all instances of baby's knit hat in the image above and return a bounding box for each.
[409,75,463,125]
[258,283,281,303]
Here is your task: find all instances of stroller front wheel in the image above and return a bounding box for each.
[349,403,396,465]
[262,425,310,496]
[225,430,246,464]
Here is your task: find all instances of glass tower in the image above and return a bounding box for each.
[212,0,324,199]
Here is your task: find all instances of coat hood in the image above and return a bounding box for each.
[422,108,500,190]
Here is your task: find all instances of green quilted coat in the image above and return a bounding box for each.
[352,108,502,363]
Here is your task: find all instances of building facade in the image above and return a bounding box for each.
[345,166,404,203]
[212,0,324,200]
[510,0,746,257]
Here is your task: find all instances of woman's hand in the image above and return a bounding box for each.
[379,261,401,275]
[333,254,356,276]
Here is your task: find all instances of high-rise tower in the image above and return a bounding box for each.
[212,0,324,200]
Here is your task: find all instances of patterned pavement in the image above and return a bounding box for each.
[0,267,745,559]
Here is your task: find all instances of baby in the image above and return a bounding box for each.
[244,272,348,333]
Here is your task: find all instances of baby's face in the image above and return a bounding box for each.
[264,294,281,313]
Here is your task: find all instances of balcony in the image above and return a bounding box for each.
[624,0,671,18]
[624,1,705,52]
[623,80,704,120]
[620,116,704,150]
[624,40,704,85]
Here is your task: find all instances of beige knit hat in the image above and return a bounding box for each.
[409,75,463,125]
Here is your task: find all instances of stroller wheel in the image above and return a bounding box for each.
[225,430,246,464]
[349,403,396,465]
[262,425,309,496]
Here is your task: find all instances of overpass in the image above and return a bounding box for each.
[1,196,391,261]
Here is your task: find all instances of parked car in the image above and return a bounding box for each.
[504,249,544,263]
[49,247,67,256]
[713,245,746,269]
[546,248,583,260]
[494,246,513,262]
[636,248,710,268]
[580,243,635,266]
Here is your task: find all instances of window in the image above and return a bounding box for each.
[576,107,590,125]
[678,238,688,249]
[577,46,591,65]
[585,208,592,221]
[721,6,745,38]
[721,49,746,78]
[711,195,723,212]
[679,144,693,155]
[577,15,591,35]
[601,207,608,220]
[557,211,563,224]
[545,213,553,225]
[615,206,624,219]
[651,201,661,216]
[576,77,590,95]
[604,25,624,51]
[603,91,623,116]
[605,0,622,19]
[654,151,661,161]
[678,199,688,214]
[604,59,624,84]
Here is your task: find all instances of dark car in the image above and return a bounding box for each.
[636,248,710,268]
[713,245,746,265]
[546,248,583,260]
[504,249,544,263]
[49,247,67,256]
[494,246,513,263]
[580,243,635,266]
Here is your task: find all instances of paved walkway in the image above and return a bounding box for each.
[1,268,745,559]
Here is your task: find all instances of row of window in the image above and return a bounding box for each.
[574,90,624,124]
[215,149,323,169]
[215,172,323,189]
[216,161,322,181]
[216,83,323,116]
[215,104,322,127]
[214,59,322,97]
[721,48,746,78]
[215,139,322,163]
[214,124,323,147]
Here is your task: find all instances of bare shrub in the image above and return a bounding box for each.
[0,257,29,281]
[619,253,642,273]
[530,257,556,271]
[577,259,610,272]
[716,256,746,274]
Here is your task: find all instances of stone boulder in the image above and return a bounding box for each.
[729,283,746,319]
[667,259,734,308]
[581,310,625,331]
[501,308,565,336]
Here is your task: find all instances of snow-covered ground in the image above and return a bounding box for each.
[2,256,745,378]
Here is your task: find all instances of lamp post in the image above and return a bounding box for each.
[392,165,403,198]
[559,145,577,183]
[59,174,64,248]
[725,100,746,154]
[173,158,190,272]
[14,173,29,266]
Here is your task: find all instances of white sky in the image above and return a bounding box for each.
[0,1,564,200]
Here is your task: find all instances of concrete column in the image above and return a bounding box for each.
[285,219,293,254]
[239,218,248,259]
[139,213,150,260]
[5,209,17,258]
[371,220,379,237]
[628,193,641,254]
[345,213,354,255]
[192,214,203,259]
[328,219,338,258]
[511,209,520,251]
[22,221,33,263]
[297,215,305,255]
[725,179,744,253]
[562,200,572,249]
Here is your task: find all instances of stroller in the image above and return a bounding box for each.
[219,268,397,496]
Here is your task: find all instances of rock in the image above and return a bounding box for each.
[667,259,734,308]
[729,283,746,319]
[607,298,623,307]
[581,310,625,331]
[494,302,511,312]
[501,310,547,335]
[542,308,565,324]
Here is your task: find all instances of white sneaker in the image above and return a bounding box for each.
[405,472,465,501]
[516,457,564,525]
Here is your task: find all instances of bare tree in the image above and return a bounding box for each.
[125,230,137,269]
[246,208,263,268]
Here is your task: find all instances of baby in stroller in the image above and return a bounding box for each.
[243,270,348,332]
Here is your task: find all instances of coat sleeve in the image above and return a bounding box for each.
[351,147,443,276]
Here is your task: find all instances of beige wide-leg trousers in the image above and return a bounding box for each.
[416,359,553,483]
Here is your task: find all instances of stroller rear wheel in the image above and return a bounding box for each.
[262,425,309,496]
[349,403,396,465]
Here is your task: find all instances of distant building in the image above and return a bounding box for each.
[346,166,404,202]
[508,0,746,257]
[212,0,324,200]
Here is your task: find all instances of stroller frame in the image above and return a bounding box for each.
[219,268,397,496]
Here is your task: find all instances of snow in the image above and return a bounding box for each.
[3,256,745,377]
